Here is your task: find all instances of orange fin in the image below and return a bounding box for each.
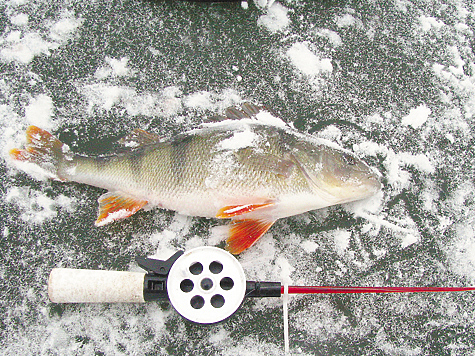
[9,148,30,161]
[95,192,148,226]
[216,203,274,219]
[216,202,274,218]
[226,219,275,254]
[9,126,67,180]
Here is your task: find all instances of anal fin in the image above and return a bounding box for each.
[96,192,148,226]
[226,219,275,254]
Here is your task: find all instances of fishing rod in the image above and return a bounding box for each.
[48,246,475,325]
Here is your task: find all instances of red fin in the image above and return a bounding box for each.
[95,192,148,226]
[216,202,274,218]
[226,219,275,254]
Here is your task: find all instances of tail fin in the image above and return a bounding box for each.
[10,126,68,181]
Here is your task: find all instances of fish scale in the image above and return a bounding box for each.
[10,103,381,253]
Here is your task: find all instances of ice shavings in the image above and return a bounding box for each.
[49,14,83,42]
[431,45,475,118]
[148,214,194,260]
[184,89,242,114]
[333,229,351,255]
[253,0,272,8]
[254,110,288,128]
[79,84,182,117]
[286,42,333,77]
[440,183,475,283]
[219,336,289,356]
[5,186,76,224]
[239,235,278,281]
[314,29,343,47]
[0,31,52,64]
[335,13,363,29]
[95,57,134,79]
[10,13,29,26]
[184,91,214,110]
[0,11,83,64]
[401,104,431,129]
[385,152,435,189]
[418,15,445,32]
[25,94,55,130]
[401,233,420,248]
[353,141,435,191]
[348,189,421,248]
[446,221,475,283]
[208,326,231,347]
[38,304,173,355]
[200,104,287,130]
[301,239,319,253]
[257,2,290,34]
[218,127,258,150]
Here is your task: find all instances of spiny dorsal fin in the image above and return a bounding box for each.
[225,106,251,120]
[241,102,264,117]
[118,129,161,148]
[225,102,265,120]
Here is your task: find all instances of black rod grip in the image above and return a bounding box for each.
[245,281,281,298]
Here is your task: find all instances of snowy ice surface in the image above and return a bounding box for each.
[257,2,290,34]
[2,0,475,355]
[286,42,333,76]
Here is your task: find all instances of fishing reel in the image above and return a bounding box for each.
[48,246,475,325]
[49,247,280,324]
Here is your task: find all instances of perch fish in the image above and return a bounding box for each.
[9,103,381,254]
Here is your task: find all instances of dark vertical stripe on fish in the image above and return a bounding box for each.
[170,134,193,186]
[128,147,146,181]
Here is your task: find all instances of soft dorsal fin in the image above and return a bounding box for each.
[203,102,281,124]
[118,129,162,148]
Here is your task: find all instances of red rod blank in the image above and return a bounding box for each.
[282,286,475,294]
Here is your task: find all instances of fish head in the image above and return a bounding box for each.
[295,144,381,204]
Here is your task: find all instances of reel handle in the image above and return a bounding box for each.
[48,268,147,303]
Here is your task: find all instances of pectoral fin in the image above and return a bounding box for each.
[96,192,148,226]
[235,149,295,179]
[216,202,275,218]
[226,219,275,254]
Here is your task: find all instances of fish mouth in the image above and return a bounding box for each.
[353,172,382,199]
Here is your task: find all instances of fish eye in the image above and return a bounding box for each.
[341,153,357,165]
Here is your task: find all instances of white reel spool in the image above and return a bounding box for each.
[166,246,246,324]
